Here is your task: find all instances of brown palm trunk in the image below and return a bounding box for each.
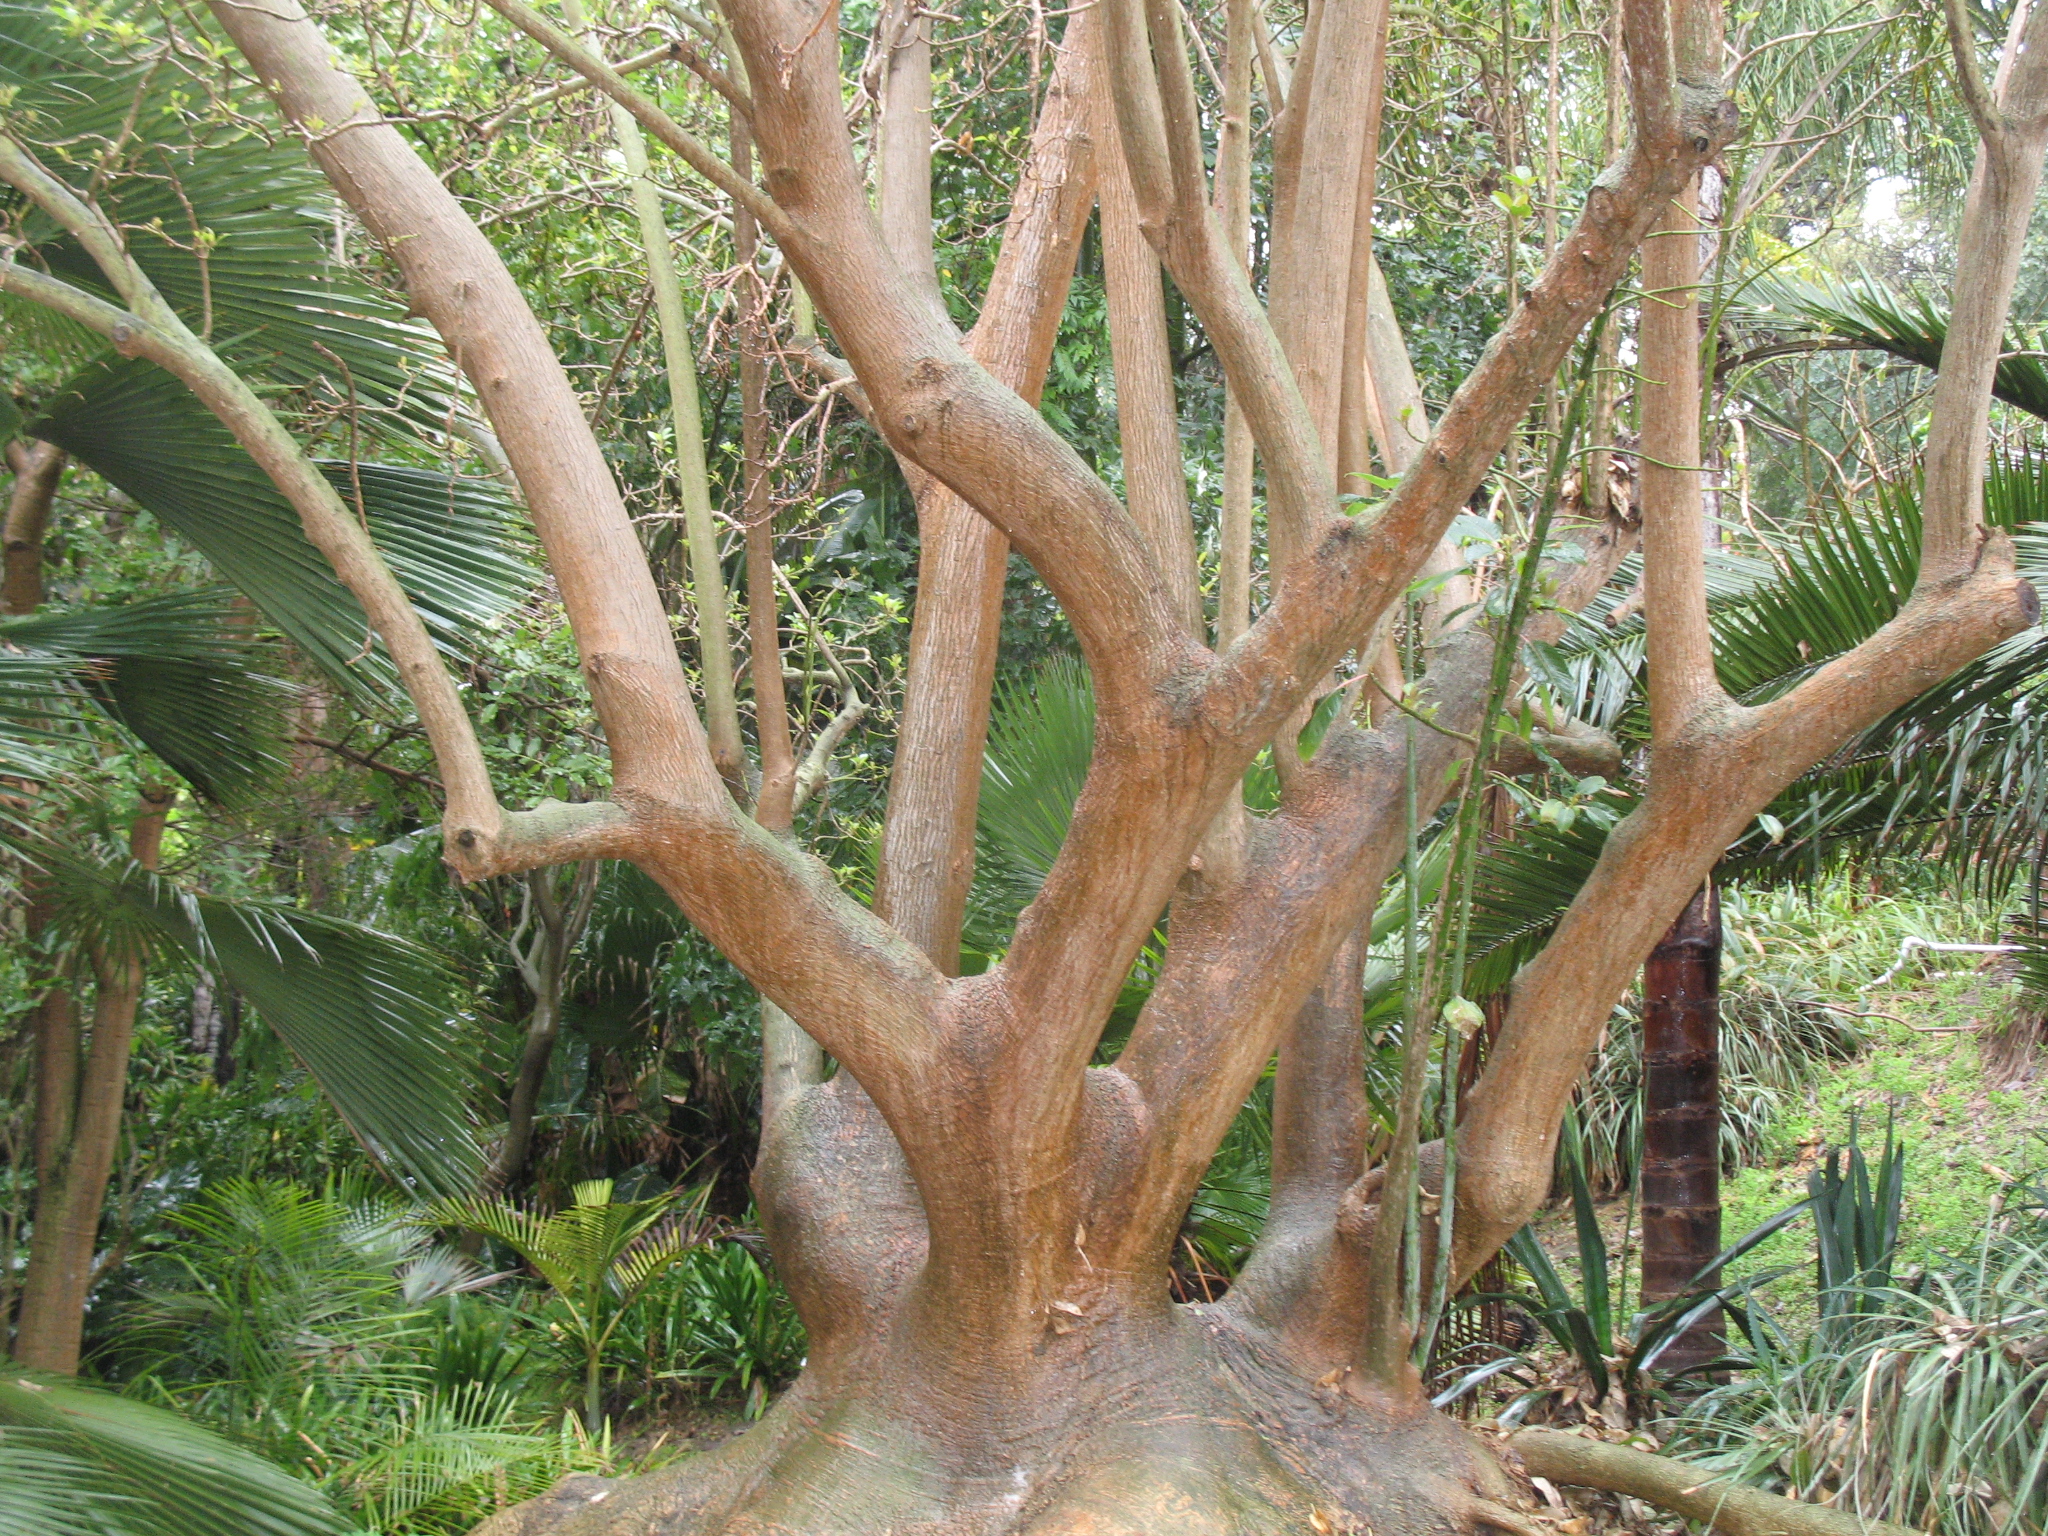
[1639,881,1723,1370]
[13,788,172,1373]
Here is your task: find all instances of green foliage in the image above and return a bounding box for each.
[1452,1124,1807,1422]
[425,1179,718,1430]
[37,849,485,1196]
[1807,1110,1906,1332]
[1573,973,1865,1193]
[1748,275,2048,423]
[31,363,531,702]
[1670,1176,2048,1536]
[102,1177,616,1535]
[0,1370,340,1536]
[643,1241,807,1419]
[0,593,286,803]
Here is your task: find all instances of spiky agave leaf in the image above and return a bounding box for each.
[0,1372,340,1536]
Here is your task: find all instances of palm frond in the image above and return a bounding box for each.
[0,592,286,800]
[45,854,485,1195]
[2,7,462,445]
[1746,274,2048,422]
[979,654,1095,894]
[0,1371,340,1536]
[30,361,531,697]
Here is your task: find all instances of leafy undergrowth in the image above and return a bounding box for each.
[1529,877,2048,1317]
[1496,876,2048,1535]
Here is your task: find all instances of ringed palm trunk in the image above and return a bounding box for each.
[12,788,172,1373]
[1639,882,1724,1370]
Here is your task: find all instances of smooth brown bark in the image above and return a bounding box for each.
[14,788,172,1373]
[108,0,2048,1527]
[2,439,64,616]
[870,13,1104,968]
[1512,1429,1920,1536]
[1098,82,1201,635]
[1639,882,1724,1370]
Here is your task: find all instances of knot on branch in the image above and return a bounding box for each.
[1676,88,1740,159]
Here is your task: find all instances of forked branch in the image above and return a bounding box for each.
[205,0,951,1104]
[1456,0,2048,1278]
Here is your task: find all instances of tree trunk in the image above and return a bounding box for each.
[178,0,2048,1528]
[13,788,172,1373]
[482,1115,1522,1535]
[487,863,598,1194]
[2,438,64,616]
[1639,880,1723,1370]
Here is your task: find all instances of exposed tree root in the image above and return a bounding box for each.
[1509,1428,1920,1536]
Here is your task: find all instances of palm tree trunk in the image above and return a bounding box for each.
[1639,880,1722,1371]
[13,788,172,1372]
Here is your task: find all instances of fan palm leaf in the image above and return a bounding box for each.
[0,590,285,801]
[0,1371,340,1536]
[29,361,530,700]
[40,849,484,1195]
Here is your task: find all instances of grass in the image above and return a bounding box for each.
[1530,872,2048,1324]
[1717,884,2048,1313]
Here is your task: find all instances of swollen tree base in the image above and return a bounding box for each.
[478,1305,1522,1536]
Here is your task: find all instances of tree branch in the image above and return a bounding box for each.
[3,438,65,617]
[203,0,717,832]
[1922,0,2048,579]
[1177,0,1733,749]
[1511,1430,1921,1536]
[205,0,950,1104]
[1942,0,2003,145]
[710,3,1192,749]
[476,38,720,142]
[481,0,790,242]
[0,135,505,859]
[1639,177,1726,737]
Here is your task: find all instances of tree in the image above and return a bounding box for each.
[0,6,526,1370]
[1638,882,1724,1372]
[6,1,2043,1532]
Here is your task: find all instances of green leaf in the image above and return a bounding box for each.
[55,855,485,1196]
[31,360,531,700]
[1750,272,2048,423]
[1563,1121,1612,1353]
[0,592,286,801]
[0,1371,341,1536]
